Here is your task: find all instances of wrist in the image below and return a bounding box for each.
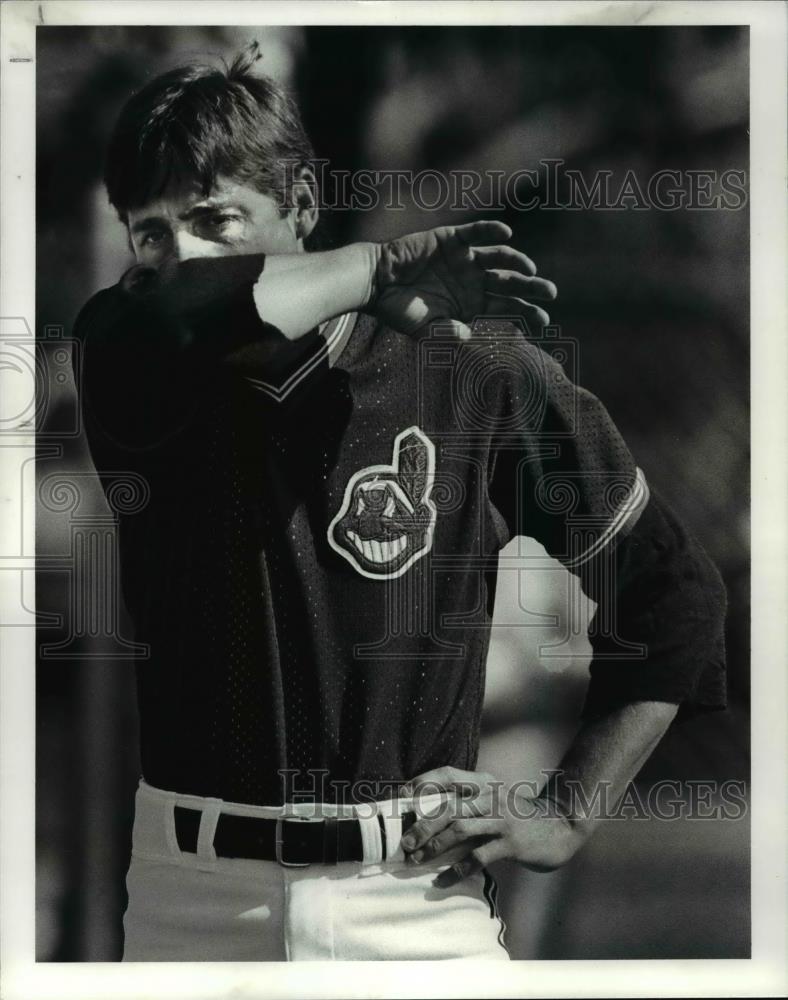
[354,241,381,309]
[532,791,588,850]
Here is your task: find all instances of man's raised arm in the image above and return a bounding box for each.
[73,221,556,451]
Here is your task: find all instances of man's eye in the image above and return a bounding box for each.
[195,212,244,243]
[141,230,168,247]
[203,213,241,230]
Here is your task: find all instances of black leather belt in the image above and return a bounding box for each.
[174,805,417,866]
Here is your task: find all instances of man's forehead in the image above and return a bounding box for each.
[127,176,256,221]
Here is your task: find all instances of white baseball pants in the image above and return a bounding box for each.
[122,779,509,961]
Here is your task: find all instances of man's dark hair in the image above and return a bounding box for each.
[104,42,315,225]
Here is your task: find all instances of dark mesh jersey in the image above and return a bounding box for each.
[73,255,727,805]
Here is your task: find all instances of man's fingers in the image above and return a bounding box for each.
[484,271,557,301]
[452,220,512,247]
[402,798,502,854]
[472,244,537,276]
[408,818,502,864]
[483,295,551,330]
[400,804,453,852]
[432,839,511,889]
[405,766,494,799]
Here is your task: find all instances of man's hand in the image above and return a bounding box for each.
[371,221,557,338]
[399,766,584,889]
[400,704,679,889]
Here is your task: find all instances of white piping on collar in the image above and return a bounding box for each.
[245,312,357,403]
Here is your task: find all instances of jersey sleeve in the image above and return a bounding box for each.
[488,340,727,719]
[73,254,332,452]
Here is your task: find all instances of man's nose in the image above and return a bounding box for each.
[171,230,221,262]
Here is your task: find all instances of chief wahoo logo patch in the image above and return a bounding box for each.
[328,426,437,579]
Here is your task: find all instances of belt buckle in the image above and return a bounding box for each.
[275,816,311,868]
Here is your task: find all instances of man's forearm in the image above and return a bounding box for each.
[539,699,679,839]
[398,699,680,881]
[254,243,378,340]
[118,242,379,343]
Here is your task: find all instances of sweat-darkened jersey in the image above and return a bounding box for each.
[73,255,728,806]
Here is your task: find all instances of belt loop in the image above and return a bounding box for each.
[164,799,180,858]
[382,812,404,863]
[196,801,220,864]
[357,813,383,865]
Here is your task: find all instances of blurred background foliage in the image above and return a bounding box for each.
[36,24,749,961]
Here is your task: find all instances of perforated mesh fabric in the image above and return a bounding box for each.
[75,287,726,805]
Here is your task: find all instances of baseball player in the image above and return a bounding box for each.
[72,45,728,961]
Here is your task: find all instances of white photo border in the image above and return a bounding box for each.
[1,1,785,997]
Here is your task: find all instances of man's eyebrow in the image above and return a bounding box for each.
[129,202,250,234]
[129,216,170,235]
[179,201,251,220]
